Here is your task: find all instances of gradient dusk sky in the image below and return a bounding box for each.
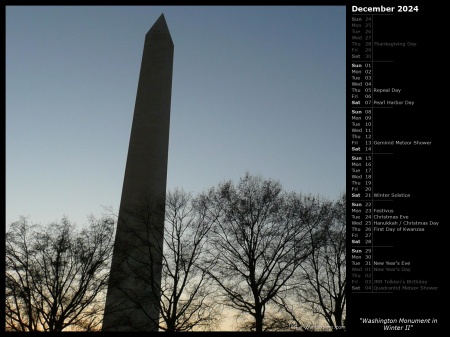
[6,6,345,227]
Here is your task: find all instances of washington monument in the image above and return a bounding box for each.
[102,14,173,331]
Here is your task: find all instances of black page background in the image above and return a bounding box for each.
[345,3,442,335]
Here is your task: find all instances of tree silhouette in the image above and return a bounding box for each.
[105,189,222,331]
[5,215,115,331]
[160,189,222,331]
[5,179,344,332]
[202,173,329,332]
[275,193,346,332]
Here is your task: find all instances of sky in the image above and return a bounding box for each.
[6,6,346,229]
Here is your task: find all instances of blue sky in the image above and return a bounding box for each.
[6,6,346,227]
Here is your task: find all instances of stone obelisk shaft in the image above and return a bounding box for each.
[102,14,173,331]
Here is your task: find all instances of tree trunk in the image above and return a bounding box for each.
[254,307,264,332]
[334,300,344,332]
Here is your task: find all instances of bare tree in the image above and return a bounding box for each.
[107,189,222,331]
[274,193,346,332]
[202,173,329,332]
[5,215,115,331]
[160,189,222,331]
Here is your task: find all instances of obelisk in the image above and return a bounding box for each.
[102,14,173,331]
